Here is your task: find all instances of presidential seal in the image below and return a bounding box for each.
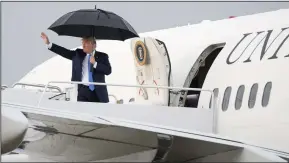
[134,41,147,66]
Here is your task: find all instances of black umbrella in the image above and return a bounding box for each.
[48,6,139,41]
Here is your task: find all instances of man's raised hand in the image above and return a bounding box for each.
[41,32,50,45]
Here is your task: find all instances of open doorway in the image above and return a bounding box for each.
[183,43,225,108]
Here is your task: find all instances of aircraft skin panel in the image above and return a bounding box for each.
[80,126,157,147]
[95,149,158,162]
[17,132,155,162]
[92,116,289,161]
[1,154,53,162]
[2,149,158,162]
[26,113,109,136]
[197,24,289,154]
[188,148,287,162]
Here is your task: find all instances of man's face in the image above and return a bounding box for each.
[82,39,96,54]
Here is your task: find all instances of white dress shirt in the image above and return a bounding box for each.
[47,43,97,86]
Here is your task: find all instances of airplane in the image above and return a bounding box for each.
[2,8,289,162]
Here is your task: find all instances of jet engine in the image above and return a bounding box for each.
[1,107,28,154]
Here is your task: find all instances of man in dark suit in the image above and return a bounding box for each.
[40,32,111,103]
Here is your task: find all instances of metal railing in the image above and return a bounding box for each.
[37,81,216,107]
[108,94,118,103]
[1,85,8,90]
[12,82,62,93]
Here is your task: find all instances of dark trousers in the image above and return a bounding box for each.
[77,84,100,102]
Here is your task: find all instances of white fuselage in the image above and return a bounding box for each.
[17,9,289,155]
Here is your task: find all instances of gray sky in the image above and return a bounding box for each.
[2,2,289,86]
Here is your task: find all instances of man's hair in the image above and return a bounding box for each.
[82,36,96,44]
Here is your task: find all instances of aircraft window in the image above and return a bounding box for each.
[248,83,258,109]
[235,85,245,110]
[209,88,219,108]
[262,82,272,107]
[222,87,232,111]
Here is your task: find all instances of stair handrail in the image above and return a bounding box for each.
[12,82,62,93]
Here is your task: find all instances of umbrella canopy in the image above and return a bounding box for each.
[48,8,139,41]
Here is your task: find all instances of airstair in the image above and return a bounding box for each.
[1,81,219,162]
[3,81,218,133]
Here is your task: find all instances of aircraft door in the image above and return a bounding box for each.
[130,37,172,106]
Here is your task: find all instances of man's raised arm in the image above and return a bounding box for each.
[41,32,75,60]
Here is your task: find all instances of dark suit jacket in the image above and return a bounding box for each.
[49,43,112,103]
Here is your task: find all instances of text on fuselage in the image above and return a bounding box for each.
[226,27,289,64]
